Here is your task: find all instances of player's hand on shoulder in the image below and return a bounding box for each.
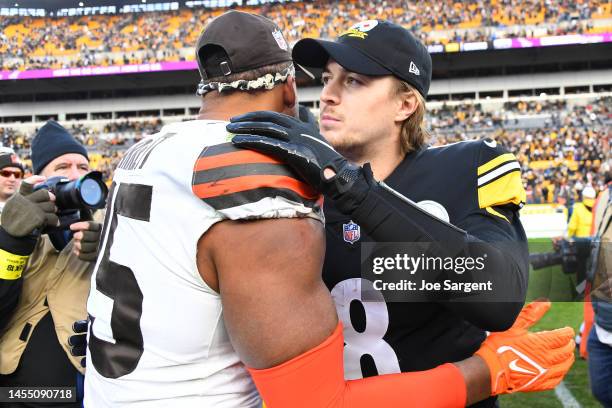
[228,111,371,211]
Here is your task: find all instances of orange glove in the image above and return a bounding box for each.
[476,301,575,395]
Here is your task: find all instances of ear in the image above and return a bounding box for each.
[281,76,298,115]
[394,89,418,123]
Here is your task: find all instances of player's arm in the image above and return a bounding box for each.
[198,216,473,407]
[191,141,472,407]
[441,140,529,330]
[199,227,574,407]
[229,112,528,330]
[194,139,572,406]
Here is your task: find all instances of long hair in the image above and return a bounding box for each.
[394,80,429,153]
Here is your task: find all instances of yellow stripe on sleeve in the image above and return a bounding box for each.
[477,153,516,176]
[478,171,526,210]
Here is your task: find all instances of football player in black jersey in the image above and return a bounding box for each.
[229,19,530,407]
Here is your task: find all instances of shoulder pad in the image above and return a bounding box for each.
[476,138,526,215]
[192,142,322,217]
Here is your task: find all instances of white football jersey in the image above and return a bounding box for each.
[85,120,323,407]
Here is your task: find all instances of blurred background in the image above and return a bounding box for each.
[0,0,610,406]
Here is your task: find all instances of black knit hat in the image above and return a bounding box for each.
[293,20,432,97]
[31,121,88,175]
[0,149,23,172]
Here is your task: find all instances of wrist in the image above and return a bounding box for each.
[324,163,371,214]
[0,227,38,255]
[474,344,501,396]
[455,355,492,405]
[0,227,38,280]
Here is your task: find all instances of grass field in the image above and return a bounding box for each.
[499,239,602,407]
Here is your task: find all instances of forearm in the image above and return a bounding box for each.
[249,322,471,408]
[347,182,528,330]
[455,355,491,406]
[0,227,36,332]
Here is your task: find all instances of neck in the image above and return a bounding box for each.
[341,133,405,182]
[198,91,282,121]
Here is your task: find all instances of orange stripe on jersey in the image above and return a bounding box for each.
[195,150,283,172]
[193,175,319,201]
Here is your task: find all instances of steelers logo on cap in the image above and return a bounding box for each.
[341,19,379,39]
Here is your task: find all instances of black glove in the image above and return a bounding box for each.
[70,221,102,262]
[68,319,88,367]
[1,180,59,237]
[227,111,370,213]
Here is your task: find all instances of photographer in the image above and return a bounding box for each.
[0,121,102,407]
[587,169,612,408]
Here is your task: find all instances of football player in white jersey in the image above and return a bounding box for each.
[85,11,575,408]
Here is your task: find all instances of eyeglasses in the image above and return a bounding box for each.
[0,170,23,179]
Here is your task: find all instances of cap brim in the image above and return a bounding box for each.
[293,38,391,77]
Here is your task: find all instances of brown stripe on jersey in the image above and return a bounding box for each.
[201,187,322,212]
[194,150,283,172]
[193,175,318,200]
[197,142,238,158]
[193,163,296,185]
[192,143,322,211]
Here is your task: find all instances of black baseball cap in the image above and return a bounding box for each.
[293,20,432,97]
[196,10,292,81]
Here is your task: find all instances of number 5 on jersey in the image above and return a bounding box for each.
[87,182,152,379]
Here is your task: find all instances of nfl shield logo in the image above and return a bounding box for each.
[343,221,361,244]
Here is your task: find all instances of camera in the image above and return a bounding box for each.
[34,171,108,250]
[530,237,593,289]
[35,171,108,216]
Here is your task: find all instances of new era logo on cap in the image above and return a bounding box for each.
[409,61,420,76]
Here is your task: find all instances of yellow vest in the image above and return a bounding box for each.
[0,234,94,375]
[567,202,593,238]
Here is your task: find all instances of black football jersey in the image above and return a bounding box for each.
[322,139,527,405]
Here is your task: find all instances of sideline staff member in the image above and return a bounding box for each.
[0,121,101,407]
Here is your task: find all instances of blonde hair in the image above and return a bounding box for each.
[394,80,429,153]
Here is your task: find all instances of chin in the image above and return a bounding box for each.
[321,130,344,148]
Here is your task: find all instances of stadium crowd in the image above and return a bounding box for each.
[1,0,610,71]
[433,96,610,206]
[1,96,609,205]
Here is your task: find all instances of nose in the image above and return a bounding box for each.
[320,79,340,107]
[68,166,82,181]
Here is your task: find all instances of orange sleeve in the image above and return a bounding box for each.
[248,323,467,408]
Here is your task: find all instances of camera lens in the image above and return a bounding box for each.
[80,178,103,206]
